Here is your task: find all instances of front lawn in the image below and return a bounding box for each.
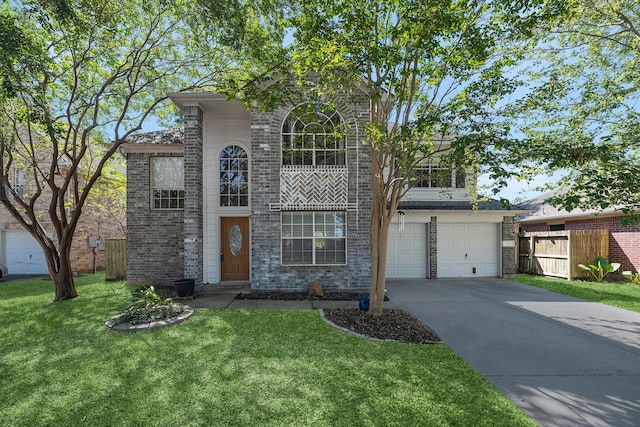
[0,274,535,427]
[514,274,640,313]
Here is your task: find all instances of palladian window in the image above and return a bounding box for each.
[282,103,346,166]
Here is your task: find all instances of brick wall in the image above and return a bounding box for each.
[183,106,204,290]
[429,217,437,278]
[501,216,516,277]
[125,152,184,285]
[250,83,372,290]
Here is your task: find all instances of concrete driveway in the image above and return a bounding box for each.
[385,278,640,427]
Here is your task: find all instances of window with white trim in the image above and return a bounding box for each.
[219,145,248,207]
[412,158,465,189]
[282,103,346,166]
[151,157,184,209]
[281,211,346,265]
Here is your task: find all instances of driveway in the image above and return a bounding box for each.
[385,278,640,427]
[0,274,47,283]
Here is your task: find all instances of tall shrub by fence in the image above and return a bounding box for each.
[106,239,126,281]
[517,230,609,280]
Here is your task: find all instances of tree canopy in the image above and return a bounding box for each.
[492,0,640,220]
[0,0,287,300]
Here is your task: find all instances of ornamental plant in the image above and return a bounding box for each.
[622,271,640,285]
[578,257,621,282]
[119,286,185,325]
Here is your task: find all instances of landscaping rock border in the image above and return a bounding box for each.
[105,306,195,332]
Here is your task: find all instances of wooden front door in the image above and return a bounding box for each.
[220,217,250,281]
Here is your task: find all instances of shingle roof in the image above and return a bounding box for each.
[398,198,526,211]
[125,128,184,145]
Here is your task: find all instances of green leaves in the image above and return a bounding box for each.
[492,0,640,216]
[1,0,287,297]
[578,257,621,282]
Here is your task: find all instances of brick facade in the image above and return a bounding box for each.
[125,152,184,285]
[250,88,372,290]
[183,106,204,291]
[123,80,517,286]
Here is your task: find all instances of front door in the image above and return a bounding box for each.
[220,217,250,281]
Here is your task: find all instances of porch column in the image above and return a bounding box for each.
[183,105,204,291]
[429,217,437,279]
[501,216,516,277]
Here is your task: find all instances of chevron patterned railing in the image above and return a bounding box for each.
[273,165,354,211]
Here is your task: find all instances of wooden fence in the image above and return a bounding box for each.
[105,239,126,281]
[517,230,609,280]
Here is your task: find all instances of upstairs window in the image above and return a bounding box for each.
[412,158,465,189]
[220,145,249,207]
[151,157,184,209]
[282,103,346,166]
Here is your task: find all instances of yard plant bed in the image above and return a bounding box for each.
[323,308,442,344]
[236,291,389,301]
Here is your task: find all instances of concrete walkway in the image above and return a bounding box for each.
[385,278,640,427]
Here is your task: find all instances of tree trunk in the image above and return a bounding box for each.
[49,246,78,301]
[368,204,391,316]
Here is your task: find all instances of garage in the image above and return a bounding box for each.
[437,223,499,278]
[386,223,427,279]
[4,230,49,274]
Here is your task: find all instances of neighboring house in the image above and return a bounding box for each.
[517,192,640,274]
[0,159,126,275]
[121,79,523,291]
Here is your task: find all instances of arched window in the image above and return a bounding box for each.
[219,145,248,206]
[282,103,346,166]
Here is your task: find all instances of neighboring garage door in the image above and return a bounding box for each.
[386,223,427,279]
[437,223,498,278]
[5,230,48,274]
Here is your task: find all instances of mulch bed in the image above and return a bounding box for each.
[323,308,442,344]
[235,291,389,301]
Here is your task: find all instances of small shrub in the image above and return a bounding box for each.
[578,257,620,282]
[622,271,640,285]
[117,286,185,325]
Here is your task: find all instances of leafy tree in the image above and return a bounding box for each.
[0,0,286,300]
[494,0,640,221]
[272,0,567,315]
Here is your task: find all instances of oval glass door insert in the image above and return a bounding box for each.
[229,224,242,256]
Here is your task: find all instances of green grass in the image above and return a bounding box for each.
[514,274,640,312]
[0,274,535,427]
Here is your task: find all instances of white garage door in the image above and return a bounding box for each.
[5,230,49,274]
[437,223,498,278]
[386,223,427,279]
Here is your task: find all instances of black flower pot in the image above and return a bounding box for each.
[174,279,195,297]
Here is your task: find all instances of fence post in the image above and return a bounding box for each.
[528,235,535,273]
